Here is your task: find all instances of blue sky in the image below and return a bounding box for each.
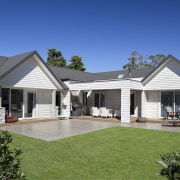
[1,0,180,72]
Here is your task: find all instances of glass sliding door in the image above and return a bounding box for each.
[161,91,180,117]
[56,91,61,115]
[25,91,36,118]
[161,91,173,117]
[175,91,180,112]
[2,88,10,115]
[94,92,105,108]
[11,89,23,118]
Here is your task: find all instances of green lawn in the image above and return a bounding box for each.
[6,126,180,179]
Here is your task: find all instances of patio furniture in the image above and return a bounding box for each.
[91,107,101,117]
[163,106,180,126]
[165,106,179,119]
[100,107,113,118]
[5,115,18,123]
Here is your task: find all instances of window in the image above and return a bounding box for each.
[94,92,105,107]
[83,92,88,107]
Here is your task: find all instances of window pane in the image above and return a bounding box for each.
[161,91,173,117]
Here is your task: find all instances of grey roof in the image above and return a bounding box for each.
[48,65,108,82]
[48,65,155,82]
[0,51,68,89]
[95,68,155,80]
[0,51,34,77]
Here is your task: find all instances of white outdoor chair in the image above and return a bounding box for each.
[91,107,100,117]
[100,107,113,118]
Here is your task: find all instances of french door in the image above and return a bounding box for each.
[25,91,36,118]
[161,91,180,117]
[94,92,105,108]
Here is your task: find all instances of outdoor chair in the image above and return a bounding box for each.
[100,107,113,118]
[165,106,179,119]
[91,107,101,117]
[163,106,180,127]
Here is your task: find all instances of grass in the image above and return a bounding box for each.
[4,126,180,179]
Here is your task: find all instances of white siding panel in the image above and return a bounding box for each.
[141,91,147,118]
[131,81,143,89]
[37,104,51,118]
[68,79,131,90]
[144,61,180,90]
[0,58,56,89]
[121,87,130,123]
[146,91,159,118]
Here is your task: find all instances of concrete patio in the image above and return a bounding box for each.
[0,118,179,141]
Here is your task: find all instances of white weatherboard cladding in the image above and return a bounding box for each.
[131,81,143,90]
[141,91,147,118]
[146,91,160,119]
[144,61,180,90]
[121,81,131,123]
[0,58,56,89]
[37,104,51,118]
[121,88,130,123]
[68,79,131,90]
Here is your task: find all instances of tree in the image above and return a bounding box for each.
[67,55,86,71]
[149,54,166,67]
[123,52,166,69]
[0,131,25,180]
[123,51,141,70]
[46,49,66,67]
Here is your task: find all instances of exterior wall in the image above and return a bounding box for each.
[36,89,52,118]
[0,57,57,89]
[106,90,121,109]
[136,91,141,117]
[121,86,130,123]
[68,79,133,90]
[144,61,180,90]
[37,89,52,104]
[146,91,160,119]
[141,90,147,118]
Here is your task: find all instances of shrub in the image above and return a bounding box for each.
[156,150,180,180]
[0,131,26,180]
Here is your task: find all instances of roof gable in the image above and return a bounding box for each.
[0,51,68,90]
[142,54,180,85]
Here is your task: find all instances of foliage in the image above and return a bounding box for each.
[156,150,180,179]
[0,131,25,180]
[46,48,67,67]
[67,55,86,71]
[46,49,86,71]
[123,51,165,69]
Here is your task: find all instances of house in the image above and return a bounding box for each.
[0,51,70,123]
[50,54,180,123]
[0,51,180,124]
